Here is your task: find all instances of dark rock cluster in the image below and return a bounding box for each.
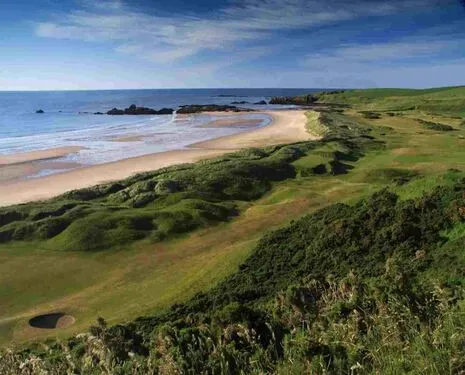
[230,100,267,105]
[269,94,317,105]
[107,104,174,115]
[177,104,251,114]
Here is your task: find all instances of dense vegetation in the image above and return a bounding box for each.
[2,172,464,374]
[417,119,455,131]
[1,87,465,374]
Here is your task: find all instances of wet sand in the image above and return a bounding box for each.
[200,118,263,128]
[0,147,82,166]
[0,110,318,206]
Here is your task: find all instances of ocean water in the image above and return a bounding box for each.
[0,88,322,173]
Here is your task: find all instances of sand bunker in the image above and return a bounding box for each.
[29,313,75,329]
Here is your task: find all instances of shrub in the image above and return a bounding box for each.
[418,119,454,131]
[359,111,381,119]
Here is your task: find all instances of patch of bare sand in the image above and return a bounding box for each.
[391,148,418,156]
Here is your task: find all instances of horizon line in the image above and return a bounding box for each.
[0,85,464,93]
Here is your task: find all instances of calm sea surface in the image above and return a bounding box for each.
[0,88,323,169]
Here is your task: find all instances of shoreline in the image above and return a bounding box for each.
[0,146,83,166]
[0,110,317,206]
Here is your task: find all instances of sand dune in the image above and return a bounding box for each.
[0,110,318,206]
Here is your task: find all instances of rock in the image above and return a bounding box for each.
[94,112,104,115]
[106,105,174,115]
[157,108,174,115]
[254,100,267,105]
[36,109,44,114]
[107,108,125,115]
[177,104,252,114]
[269,95,317,105]
[124,104,158,115]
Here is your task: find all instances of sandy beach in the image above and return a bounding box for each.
[0,110,317,206]
[199,118,263,128]
[0,146,83,166]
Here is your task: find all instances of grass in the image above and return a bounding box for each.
[3,169,464,374]
[315,86,465,117]
[1,87,465,362]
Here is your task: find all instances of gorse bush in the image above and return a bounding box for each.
[3,175,464,374]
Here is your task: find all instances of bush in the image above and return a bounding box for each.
[418,119,454,131]
[359,111,381,119]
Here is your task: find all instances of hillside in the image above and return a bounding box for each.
[1,87,465,374]
[315,86,465,116]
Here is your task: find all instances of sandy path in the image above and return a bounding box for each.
[0,110,317,206]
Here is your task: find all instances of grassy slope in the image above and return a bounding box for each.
[316,86,465,116]
[0,87,464,359]
[0,115,373,345]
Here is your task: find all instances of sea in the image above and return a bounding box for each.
[0,88,323,175]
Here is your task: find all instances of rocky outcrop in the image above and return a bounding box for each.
[107,104,174,115]
[230,100,266,105]
[36,109,44,114]
[157,108,175,115]
[269,95,317,105]
[177,104,252,114]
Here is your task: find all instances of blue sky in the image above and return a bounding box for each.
[0,0,464,90]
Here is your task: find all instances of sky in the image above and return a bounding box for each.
[0,0,464,90]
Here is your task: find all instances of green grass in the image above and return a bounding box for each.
[316,86,465,117]
[3,170,464,374]
[1,104,464,346]
[1,87,465,373]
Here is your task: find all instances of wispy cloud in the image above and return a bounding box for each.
[35,0,451,65]
[301,38,464,72]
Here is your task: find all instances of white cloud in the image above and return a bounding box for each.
[34,0,451,64]
[301,39,464,72]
